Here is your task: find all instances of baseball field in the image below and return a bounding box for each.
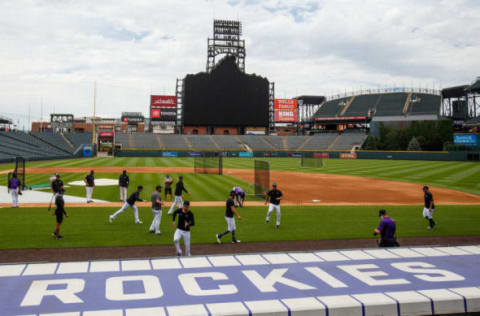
[1,157,479,261]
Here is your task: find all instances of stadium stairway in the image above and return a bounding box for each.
[208,135,220,149]
[281,136,288,150]
[61,133,75,149]
[30,133,72,155]
[296,137,312,150]
[339,96,356,116]
[327,134,341,150]
[127,134,135,147]
[183,135,193,149]
[403,93,413,114]
[155,134,163,148]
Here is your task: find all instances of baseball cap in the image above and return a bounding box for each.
[183,201,190,206]
[378,209,386,217]
[272,183,277,187]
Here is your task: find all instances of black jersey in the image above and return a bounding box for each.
[424,191,435,209]
[267,189,283,205]
[85,174,95,187]
[51,179,64,193]
[119,174,129,187]
[174,181,188,196]
[172,208,195,231]
[225,198,235,218]
[127,191,142,205]
[55,195,67,215]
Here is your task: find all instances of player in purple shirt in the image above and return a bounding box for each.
[232,186,245,207]
[373,209,399,247]
[8,173,22,208]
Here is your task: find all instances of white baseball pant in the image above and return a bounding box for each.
[111,202,141,223]
[119,186,128,202]
[225,216,236,232]
[168,195,183,214]
[266,203,281,226]
[149,209,162,234]
[173,229,191,256]
[423,207,434,219]
[10,188,19,207]
[86,186,94,201]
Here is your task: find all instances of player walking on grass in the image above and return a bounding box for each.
[118,170,130,202]
[265,183,282,228]
[49,173,63,210]
[8,173,21,208]
[164,174,173,201]
[373,209,399,247]
[52,189,68,239]
[149,185,163,235]
[109,186,144,224]
[216,191,241,244]
[172,201,194,256]
[168,176,189,215]
[84,170,95,203]
[423,185,436,229]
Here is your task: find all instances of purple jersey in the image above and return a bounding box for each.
[8,178,20,189]
[233,187,244,194]
[377,216,396,242]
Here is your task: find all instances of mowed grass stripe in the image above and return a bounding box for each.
[0,204,479,249]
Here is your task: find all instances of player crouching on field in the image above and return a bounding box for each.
[52,188,68,239]
[172,201,195,256]
[232,186,245,207]
[373,209,399,247]
[109,186,144,224]
[216,191,242,244]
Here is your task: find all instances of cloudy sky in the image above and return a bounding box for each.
[1,0,479,129]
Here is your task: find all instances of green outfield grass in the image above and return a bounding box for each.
[27,173,260,202]
[0,205,479,250]
[2,157,480,195]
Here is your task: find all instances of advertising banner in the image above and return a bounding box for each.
[151,95,177,108]
[274,99,298,123]
[188,152,202,157]
[239,152,253,158]
[82,144,93,157]
[340,153,357,159]
[453,134,478,146]
[99,132,114,137]
[151,95,177,121]
[288,152,303,158]
[162,151,178,157]
[314,152,329,158]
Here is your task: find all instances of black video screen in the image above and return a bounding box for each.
[183,56,269,127]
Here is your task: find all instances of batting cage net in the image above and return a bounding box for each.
[254,160,270,197]
[301,155,323,168]
[15,156,25,189]
[194,152,223,175]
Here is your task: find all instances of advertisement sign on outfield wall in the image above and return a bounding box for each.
[239,152,253,157]
[314,152,329,158]
[162,151,178,157]
[340,153,357,159]
[274,99,298,123]
[453,134,478,146]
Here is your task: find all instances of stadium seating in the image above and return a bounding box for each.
[264,136,285,150]
[211,135,244,150]
[186,135,218,149]
[330,131,367,150]
[159,135,190,149]
[286,136,308,150]
[32,132,75,153]
[374,93,408,116]
[0,132,70,161]
[237,135,273,150]
[409,93,441,114]
[314,98,348,117]
[300,133,337,150]
[343,94,379,116]
[64,132,92,150]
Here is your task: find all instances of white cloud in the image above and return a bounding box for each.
[0,0,479,129]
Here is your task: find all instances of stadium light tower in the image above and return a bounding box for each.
[206,20,246,73]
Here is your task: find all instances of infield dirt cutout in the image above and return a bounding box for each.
[2,166,479,206]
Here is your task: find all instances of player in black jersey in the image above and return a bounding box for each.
[172,201,195,256]
[422,185,436,229]
[216,191,242,244]
[109,186,144,224]
[52,189,68,239]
